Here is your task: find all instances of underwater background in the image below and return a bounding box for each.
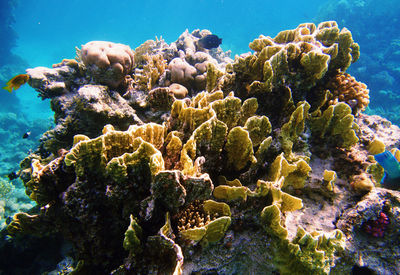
[1,0,400,274]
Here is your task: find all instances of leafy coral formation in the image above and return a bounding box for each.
[217,22,361,116]
[6,22,400,274]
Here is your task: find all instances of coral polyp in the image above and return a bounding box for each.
[363,212,390,238]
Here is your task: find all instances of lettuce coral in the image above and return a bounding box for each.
[177,200,231,246]
[310,102,359,149]
[8,22,394,274]
[220,22,359,104]
[273,227,345,275]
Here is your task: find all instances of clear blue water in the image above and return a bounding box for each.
[10,0,328,119]
[6,0,400,122]
[13,0,325,64]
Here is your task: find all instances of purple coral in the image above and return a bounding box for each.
[363,212,390,238]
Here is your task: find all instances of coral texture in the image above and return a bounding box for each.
[5,23,400,275]
[81,41,135,88]
[324,72,369,114]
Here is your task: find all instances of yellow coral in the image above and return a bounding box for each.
[391,148,400,162]
[269,153,311,189]
[323,170,337,192]
[165,131,184,168]
[244,115,272,147]
[106,137,164,181]
[65,124,164,180]
[279,102,310,155]
[177,200,231,246]
[170,100,214,133]
[128,123,166,150]
[213,185,248,201]
[210,94,242,130]
[238,98,259,125]
[134,53,167,91]
[225,126,257,171]
[180,138,197,176]
[123,214,142,255]
[260,178,303,239]
[255,137,273,165]
[206,62,224,92]
[310,102,359,149]
[223,21,360,106]
[300,50,330,81]
[192,117,228,155]
[368,139,385,155]
[351,173,374,194]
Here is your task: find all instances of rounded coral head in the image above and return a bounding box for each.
[81,41,135,88]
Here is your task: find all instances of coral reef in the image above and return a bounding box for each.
[318,0,400,125]
[324,72,369,114]
[214,21,363,123]
[3,22,400,274]
[337,188,400,274]
[363,211,390,238]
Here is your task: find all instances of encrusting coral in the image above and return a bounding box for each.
[5,22,400,275]
[324,72,370,114]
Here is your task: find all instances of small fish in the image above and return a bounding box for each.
[3,74,29,93]
[22,131,31,139]
[198,34,222,49]
[374,150,400,189]
[7,171,18,180]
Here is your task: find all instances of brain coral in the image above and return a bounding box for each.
[81,41,135,88]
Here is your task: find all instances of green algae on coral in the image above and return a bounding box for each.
[123,215,143,255]
[273,227,345,275]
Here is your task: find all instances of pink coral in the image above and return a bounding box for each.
[363,212,390,238]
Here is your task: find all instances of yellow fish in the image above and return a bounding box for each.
[3,74,30,93]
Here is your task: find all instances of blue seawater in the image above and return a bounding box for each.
[318,0,400,125]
